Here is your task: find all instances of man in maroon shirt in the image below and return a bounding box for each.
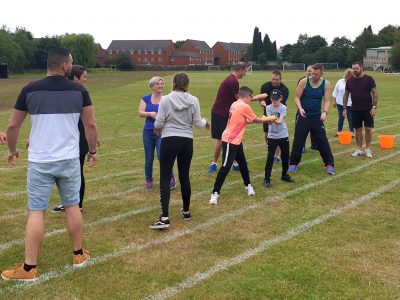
[343,62,378,158]
[208,62,248,173]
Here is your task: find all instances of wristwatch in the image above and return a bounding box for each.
[372,105,377,109]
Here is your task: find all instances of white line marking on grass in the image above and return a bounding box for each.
[0,152,398,295]
[143,178,400,300]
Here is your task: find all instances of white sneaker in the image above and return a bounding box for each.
[245,184,255,196]
[209,192,219,205]
[365,148,373,158]
[351,149,363,157]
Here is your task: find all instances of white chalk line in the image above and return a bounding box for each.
[143,178,400,300]
[0,151,398,295]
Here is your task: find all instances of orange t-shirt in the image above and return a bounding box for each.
[221,100,257,145]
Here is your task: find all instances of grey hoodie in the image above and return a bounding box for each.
[154,91,207,138]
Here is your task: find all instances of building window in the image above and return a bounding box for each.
[138,58,141,62]
[158,58,162,62]
[130,49,134,55]
[158,49,162,54]
[151,49,154,54]
[151,58,154,62]
[138,49,141,54]
[144,49,148,54]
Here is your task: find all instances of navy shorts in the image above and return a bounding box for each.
[211,112,228,140]
[352,110,374,129]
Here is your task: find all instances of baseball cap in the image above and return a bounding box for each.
[270,89,282,100]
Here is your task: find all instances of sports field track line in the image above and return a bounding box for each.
[0,152,397,295]
[1,121,399,199]
[143,178,400,300]
[1,113,399,174]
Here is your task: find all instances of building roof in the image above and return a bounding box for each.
[215,42,250,52]
[186,39,212,51]
[107,40,173,51]
[367,46,392,50]
[171,51,201,58]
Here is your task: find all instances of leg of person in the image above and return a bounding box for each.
[347,106,354,134]
[351,110,364,156]
[143,129,155,190]
[336,104,344,133]
[289,116,311,171]
[209,113,228,172]
[310,119,335,174]
[280,138,293,182]
[264,138,277,188]
[364,111,374,158]
[234,143,254,195]
[79,154,85,210]
[210,142,237,204]
[176,137,193,219]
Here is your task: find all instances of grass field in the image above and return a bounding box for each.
[0,70,399,299]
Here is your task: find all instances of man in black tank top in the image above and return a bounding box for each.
[289,64,335,175]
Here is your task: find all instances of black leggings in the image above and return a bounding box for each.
[265,137,290,181]
[159,137,193,217]
[79,154,85,208]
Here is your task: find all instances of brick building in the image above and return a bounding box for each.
[212,42,249,66]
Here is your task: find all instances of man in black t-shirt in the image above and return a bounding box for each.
[343,62,378,158]
[260,70,289,162]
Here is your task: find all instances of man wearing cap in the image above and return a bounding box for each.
[263,89,294,188]
[260,70,289,163]
[289,63,335,175]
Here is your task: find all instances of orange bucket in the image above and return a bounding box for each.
[337,131,352,145]
[379,135,394,149]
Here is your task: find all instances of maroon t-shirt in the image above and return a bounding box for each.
[211,74,239,117]
[345,74,376,111]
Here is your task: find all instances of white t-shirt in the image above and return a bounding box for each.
[332,78,352,107]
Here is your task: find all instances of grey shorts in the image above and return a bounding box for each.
[27,158,81,210]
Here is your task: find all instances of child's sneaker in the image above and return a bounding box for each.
[52,204,65,213]
[145,180,153,191]
[170,177,177,190]
[245,184,255,196]
[232,163,240,171]
[281,174,294,183]
[326,165,335,175]
[364,148,373,158]
[149,217,170,229]
[1,264,38,282]
[288,165,297,172]
[208,163,218,173]
[182,211,191,220]
[209,192,219,205]
[351,149,363,157]
[72,249,91,267]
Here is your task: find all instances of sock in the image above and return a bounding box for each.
[73,248,83,255]
[23,263,37,272]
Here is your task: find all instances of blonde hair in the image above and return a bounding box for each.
[149,76,164,88]
[343,68,353,79]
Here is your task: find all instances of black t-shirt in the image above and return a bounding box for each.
[260,81,289,115]
[345,74,376,111]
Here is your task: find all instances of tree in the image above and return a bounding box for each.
[13,27,37,69]
[262,34,272,60]
[389,42,400,70]
[34,36,62,69]
[61,33,97,67]
[271,41,277,60]
[257,52,267,65]
[351,26,379,61]
[0,27,25,73]
[114,53,133,70]
[331,36,352,67]
[252,27,260,61]
[377,25,400,46]
[174,40,185,49]
[280,44,292,61]
[304,35,328,53]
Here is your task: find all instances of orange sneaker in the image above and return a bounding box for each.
[1,263,38,282]
[72,249,91,267]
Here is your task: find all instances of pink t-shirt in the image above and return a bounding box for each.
[222,100,257,145]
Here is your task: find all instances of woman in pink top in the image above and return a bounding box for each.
[209,86,271,205]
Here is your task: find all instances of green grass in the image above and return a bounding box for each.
[0,70,399,299]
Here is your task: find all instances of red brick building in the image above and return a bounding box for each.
[212,42,249,66]
[173,39,214,65]
[95,43,107,66]
[106,40,176,65]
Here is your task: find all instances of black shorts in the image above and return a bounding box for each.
[211,112,228,140]
[352,110,374,129]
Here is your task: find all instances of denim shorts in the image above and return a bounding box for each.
[27,158,81,210]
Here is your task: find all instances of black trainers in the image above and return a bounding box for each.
[281,174,294,183]
[149,217,170,229]
[52,205,65,213]
[263,179,272,188]
[182,212,191,220]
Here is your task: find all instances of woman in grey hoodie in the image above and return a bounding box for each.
[150,73,209,229]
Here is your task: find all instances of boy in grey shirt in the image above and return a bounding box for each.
[263,89,294,188]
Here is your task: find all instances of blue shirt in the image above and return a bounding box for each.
[142,94,159,130]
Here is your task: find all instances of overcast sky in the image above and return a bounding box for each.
[3,0,398,49]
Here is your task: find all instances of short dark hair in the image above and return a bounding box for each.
[238,86,253,98]
[352,61,363,68]
[68,65,87,80]
[312,63,324,72]
[233,62,248,72]
[47,47,71,70]
[173,73,189,92]
[272,70,281,78]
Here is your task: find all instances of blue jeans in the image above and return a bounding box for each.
[143,129,161,182]
[336,104,354,132]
